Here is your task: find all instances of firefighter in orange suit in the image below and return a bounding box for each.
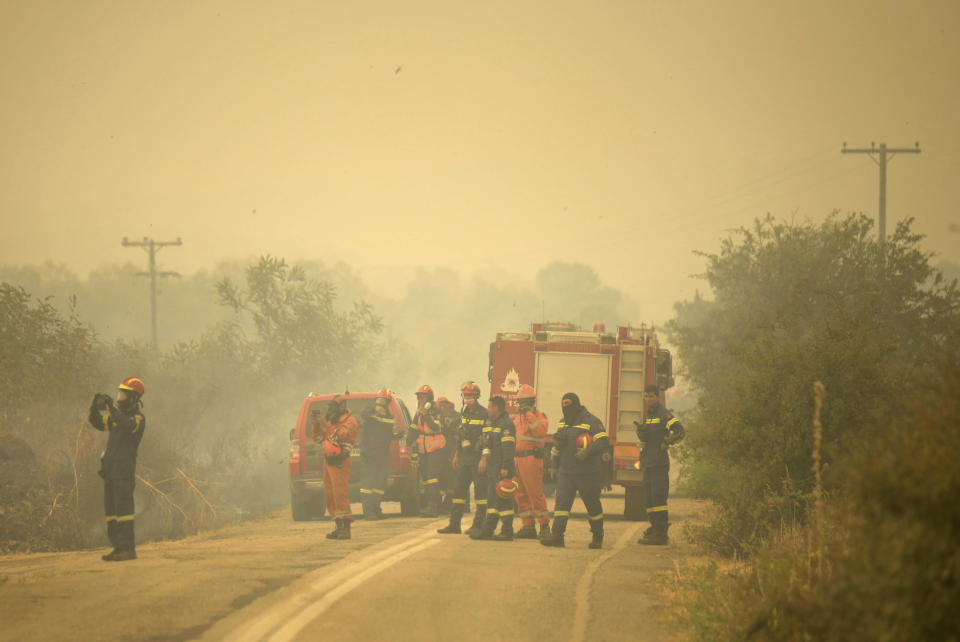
[406,385,446,517]
[87,377,146,562]
[313,394,359,540]
[513,384,551,541]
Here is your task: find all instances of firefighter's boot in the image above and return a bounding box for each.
[420,494,440,518]
[639,524,669,546]
[438,504,463,534]
[470,514,497,540]
[101,549,119,561]
[539,530,565,548]
[368,497,385,520]
[359,497,371,520]
[589,530,604,549]
[493,518,514,541]
[637,526,654,543]
[515,525,538,539]
[465,504,487,537]
[538,523,552,541]
[326,519,343,539]
[112,549,137,561]
[334,520,352,540]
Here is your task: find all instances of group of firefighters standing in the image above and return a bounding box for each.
[312,380,684,548]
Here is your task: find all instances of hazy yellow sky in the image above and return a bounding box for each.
[2,0,958,321]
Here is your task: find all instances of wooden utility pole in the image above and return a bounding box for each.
[121,236,182,348]
[841,141,921,243]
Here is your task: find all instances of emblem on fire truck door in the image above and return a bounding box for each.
[500,368,520,393]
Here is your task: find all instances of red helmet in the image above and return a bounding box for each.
[376,388,390,400]
[576,432,594,449]
[118,377,145,397]
[322,440,342,457]
[415,385,434,401]
[460,381,481,397]
[495,478,519,499]
[516,384,536,401]
[437,396,453,406]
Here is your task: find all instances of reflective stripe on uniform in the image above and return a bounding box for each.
[499,509,515,517]
[588,513,604,521]
[647,505,668,512]
[646,418,662,424]
[487,508,500,516]
[553,510,570,517]
[518,510,533,517]
[517,435,546,443]
[360,488,373,494]
[425,478,439,485]
[667,418,679,428]
[117,514,135,522]
[105,516,117,522]
[501,436,516,443]
[593,431,608,440]
[476,499,488,505]
[452,498,466,505]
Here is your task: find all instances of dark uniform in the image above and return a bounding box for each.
[406,406,446,516]
[360,408,396,519]
[637,404,685,541]
[440,402,489,534]
[87,398,145,556]
[438,407,462,513]
[545,405,608,547]
[477,410,517,538]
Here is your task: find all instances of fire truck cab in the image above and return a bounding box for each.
[488,322,674,520]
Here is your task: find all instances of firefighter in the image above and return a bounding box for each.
[406,385,446,517]
[635,384,685,545]
[359,389,396,520]
[469,395,517,541]
[540,392,609,549]
[87,377,146,562]
[438,381,489,535]
[513,384,551,541]
[437,396,461,515]
[313,394,359,540]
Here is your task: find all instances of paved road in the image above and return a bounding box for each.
[0,494,705,641]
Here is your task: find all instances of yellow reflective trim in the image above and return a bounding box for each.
[476,499,488,505]
[452,498,466,504]
[487,508,500,515]
[425,478,439,484]
[468,419,485,425]
[360,488,373,494]
[667,418,679,428]
[499,510,514,517]
[501,436,516,443]
[553,510,570,517]
[647,505,668,512]
[373,489,385,495]
[593,432,608,440]
[576,423,591,429]
[588,513,604,521]
[646,418,662,424]
[374,416,395,424]
[105,516,118,523]
[116,514,135,522]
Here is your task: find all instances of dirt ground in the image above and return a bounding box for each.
[0,492,707,642]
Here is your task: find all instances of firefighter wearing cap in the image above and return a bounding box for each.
[513,384,551,541]
[436,396,461,514]
[470,395,517,541]
[635,384,685,545]
[313,395,359,540]
[541,392,608,549]
[360,389,397,520]
[406,385,446,517]
[87,377,146,562]
[438,381,489,535]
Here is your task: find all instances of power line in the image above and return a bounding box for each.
[121,236,182,348]
[841,141,921,243]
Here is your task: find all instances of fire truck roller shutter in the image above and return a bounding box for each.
[533,352,613,431]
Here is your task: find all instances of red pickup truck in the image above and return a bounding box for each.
[287,391,420,520]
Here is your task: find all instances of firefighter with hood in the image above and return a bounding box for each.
[87,377,146,562]
[313,394,359,540]
[406,385,446,517]
[635,383,685,545]
[469,395,517,540]
[436,396,461,514]
[540,392,608,549]
[438,381,489,535]
[512,384,551,541]
[359,389,397,520]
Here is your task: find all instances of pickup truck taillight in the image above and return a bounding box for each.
[289,439,301,464]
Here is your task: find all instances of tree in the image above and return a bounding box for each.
[668,213,960,555]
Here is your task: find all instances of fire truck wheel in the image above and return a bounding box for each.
[624,485,647,521]
[291,491,312,521]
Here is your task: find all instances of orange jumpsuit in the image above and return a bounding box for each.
[315,411,359,521]
[513,409,550,528]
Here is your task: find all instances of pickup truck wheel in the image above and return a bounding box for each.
[624,485,647,521]
[291,491,313,521]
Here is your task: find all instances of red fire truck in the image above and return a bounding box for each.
[487,322,675,520]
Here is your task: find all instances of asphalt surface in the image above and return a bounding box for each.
[0,493,705,642]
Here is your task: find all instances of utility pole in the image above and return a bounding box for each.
[121,236,182,349]
[841,141,921,243]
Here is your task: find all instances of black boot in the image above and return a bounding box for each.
[538,523,552,541]
[326,519,342,539]
[470,516,496,540]
[465,507,486,537]
[539,530,565,548]
[493,519,514,541]
[112,549,137,561]
[639,524,668,546]
[515,525,538,539]
[334,520,352,540]
[101,549,119,561]
[589,530,604,549]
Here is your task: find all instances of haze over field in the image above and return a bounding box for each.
[2,0,959,326]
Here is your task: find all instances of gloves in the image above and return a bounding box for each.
[574,447,589,461]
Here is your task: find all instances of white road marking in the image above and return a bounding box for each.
[571,524,642,642]
[225,523,443,642]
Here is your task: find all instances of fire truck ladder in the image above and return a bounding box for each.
[618,345,648,520]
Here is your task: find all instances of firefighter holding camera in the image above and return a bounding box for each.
[313,394,359,540]
[87,377,146,562]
